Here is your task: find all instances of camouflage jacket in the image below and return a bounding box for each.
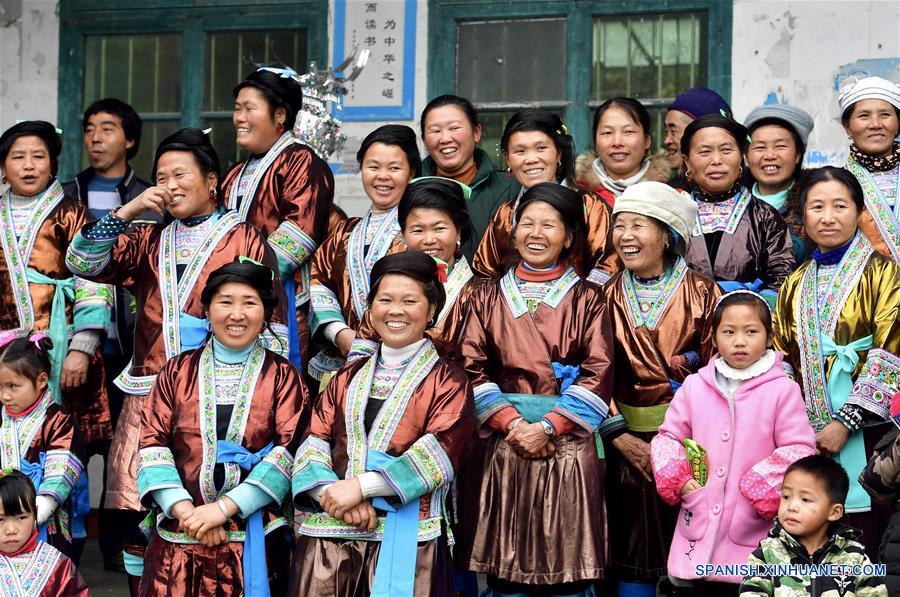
[739,521,887,597]
[860,426,900,504]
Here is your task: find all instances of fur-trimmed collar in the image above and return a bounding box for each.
[575,149,672,193]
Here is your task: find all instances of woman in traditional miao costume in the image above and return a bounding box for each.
[773,166,900,558]
[351,177,480,362]
[0,335,86,560]
[601,181,720,597]
[836,76,900,263]
[220,64,335,367]
[743,103,816,264]
[0,120,112,453]
[680,114,795,305]
[457,182,614,596]
[575,97,671,210]
[290,251,475,596]
[419,94,520,259]
[65,128,287,593]
[137,260,309,596]
[472,109,619,285]
[307,125,420,388]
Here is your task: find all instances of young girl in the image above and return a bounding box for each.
[651,291,816,595]
[0,470,87,595]
[0,334,85,560]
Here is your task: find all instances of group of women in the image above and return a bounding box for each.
[0,60,898,596]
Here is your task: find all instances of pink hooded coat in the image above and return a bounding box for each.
[650,352,816,583]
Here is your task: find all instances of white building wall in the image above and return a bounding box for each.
[731,0,899,167]
[0,0,59,130]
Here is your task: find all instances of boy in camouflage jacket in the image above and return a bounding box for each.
[740,456,887,596]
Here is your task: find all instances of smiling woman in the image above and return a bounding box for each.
[65,127,289,588]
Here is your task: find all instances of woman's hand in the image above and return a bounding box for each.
[197,525,229,547]
[681,478,702,497]
[60,351,90,390]
[181,502,230,539]
[507,422,553,458]
[320,478,364,520]
[117,187,169,221]
[171,500,195,526]
[611,433,653,482]
[816,421,850,457]
[335,328,356,357]
[341,500,379,531]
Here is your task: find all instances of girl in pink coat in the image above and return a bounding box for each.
[651,290,816,595]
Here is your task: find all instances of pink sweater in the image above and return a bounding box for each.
[650,352,815,583]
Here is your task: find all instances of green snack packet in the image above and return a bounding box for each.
[683,438,708,486]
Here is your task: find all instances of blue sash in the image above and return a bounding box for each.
[822,335,874,511]
[71,470,90,539]
[283,275,302,369]
[179,312,210,352]
[216,440,274,597]
[717,278,763,292]
[366,450,420,597]
[19,454,47,542]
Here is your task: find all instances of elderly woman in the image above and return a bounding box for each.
[837,76,900,262]
[352,177,481,362]
[137,260,310,596]
[220,64,335,366]
[473,109,618,284]
[600,181,720,596]
[457,182,614,596]
[307,125,419,386]
[66,127,286,591]
[290,251,474,596]
[575,97,671,209]
[744,103,816,263]
[680,114,795,303]
[420,95,518,259]
[773,166,900,558]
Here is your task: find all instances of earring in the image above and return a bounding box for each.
[506,167,512,179]
[456,239,461,247]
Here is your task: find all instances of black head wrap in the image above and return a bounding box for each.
[0,121,62,176]
[200,259,279,323]
[680,114,749,157]
[367,252,446,326]
[514,182,584,241]
[399,178,473,243]
[234,65,303,130]
[356,124,422,177]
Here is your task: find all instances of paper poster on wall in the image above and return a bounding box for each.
[333,0,417,121]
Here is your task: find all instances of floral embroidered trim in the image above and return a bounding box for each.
[692,187,752,236]
[347,208,401,319]
[500,265,580,318]
[0,390,53,467]
[848,348,900,419]
[227,132,297,219]
[0,541,60,596]
[622,257,688,330]
[847,157,900,262]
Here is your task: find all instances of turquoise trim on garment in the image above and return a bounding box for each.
[211,337,255,364]
[822,334,874,512]
[122,552,144,576]
[752,182,791,212]
[226,482,275,519]
[152,487,193,518]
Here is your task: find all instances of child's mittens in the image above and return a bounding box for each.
[36,495,58,525]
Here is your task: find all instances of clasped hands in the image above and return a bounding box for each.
[505,418,555,459]
[171,498,236,547]
[319,478,378,531]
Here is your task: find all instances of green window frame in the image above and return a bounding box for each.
[57,0,328,182]
[428,0,731,160]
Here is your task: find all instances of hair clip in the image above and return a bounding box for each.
[714,289,771,315]
[237,256,275,281]
[557,124,569,135]
[257,66,298,79]
[28,332,48,350]
[202,128,213,135]
[408,176,472,200]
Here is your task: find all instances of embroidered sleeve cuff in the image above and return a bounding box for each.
[486,406,520,434]
[551,385,609,433]
[268,221,317,276]
[357,471,397,499]
[348,338,378,362]
[68,330,102,355]
[244,446,293,503]
[374,434,454,504]
[152,487,193,518]
[73,280,113,331]
[597,413,628,438]
[226,483,275,519]
[83,212,129,240]
[848,348,900,420]
[835,404,864,433]
[292,437,340,503]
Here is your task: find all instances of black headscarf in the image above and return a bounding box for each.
[0,121,62,176]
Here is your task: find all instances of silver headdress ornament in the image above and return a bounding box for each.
[289,47,370,160]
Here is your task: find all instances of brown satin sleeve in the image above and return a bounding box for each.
[571,283,614,405]
[78,223,158,290]
[270,356,312,454]
[42,405,86,466]
[472,202,514,279]
[454,283,496,389]
[274,145,335,246]
[582,191,620,277]
[310,217,357,288]
[140,357,177,455]
[219,162,241,205]
[421,362,475,469]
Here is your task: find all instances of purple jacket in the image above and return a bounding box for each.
[651,352,815,583]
